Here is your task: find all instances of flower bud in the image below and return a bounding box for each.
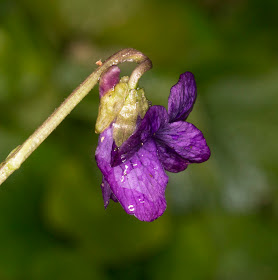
[99,66,120,98]
[95,66,150,147]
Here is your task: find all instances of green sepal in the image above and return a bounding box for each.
[113,88,149,147]
[96,77,150,147]
[95,79,129,134]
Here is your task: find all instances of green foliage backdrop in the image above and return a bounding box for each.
[0,0,278,279]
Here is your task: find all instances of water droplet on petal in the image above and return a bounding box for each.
[123,164,129,176]
[121,155,126,163]
[128,205,135,211]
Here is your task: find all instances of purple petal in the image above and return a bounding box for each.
[168,72,197,122]
[156,141,189,173]
[155,121,210,166]
[96,127,168,222]
[100,177,118,209]
[99,66,120,98]
[111,106,168,167]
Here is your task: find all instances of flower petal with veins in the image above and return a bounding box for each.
[155,121,211,163]
[96,127,168,222]
[168,72,197,122]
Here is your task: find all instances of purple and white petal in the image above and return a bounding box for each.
[99,66,120,98]
[168,72,197,122]
[96,127,168,222]
[155,121,210,164]
[111,106,169,167]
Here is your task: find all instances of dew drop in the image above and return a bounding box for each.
[123,164,129,176]
[128,205,135,211]
[121,155,126,163]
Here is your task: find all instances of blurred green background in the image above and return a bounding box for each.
[1,0,278,279]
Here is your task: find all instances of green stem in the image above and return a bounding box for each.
[0,48,152,185]
[128,58,152,89]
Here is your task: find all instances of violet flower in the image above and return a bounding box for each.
[95,68,210,222]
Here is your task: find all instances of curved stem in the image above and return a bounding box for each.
[128,58,152,89]
[0,48,152,185]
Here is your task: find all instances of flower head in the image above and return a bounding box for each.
[95,67,210,222]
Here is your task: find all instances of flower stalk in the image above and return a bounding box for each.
[0,48,152,185]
